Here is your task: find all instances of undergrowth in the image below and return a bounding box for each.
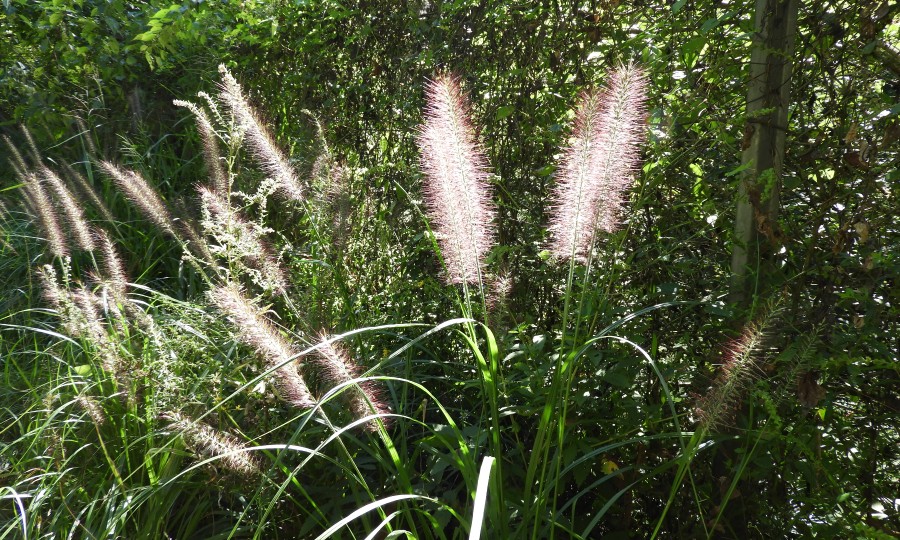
[0,64,817,540]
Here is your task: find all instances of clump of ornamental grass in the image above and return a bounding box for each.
[311,332,391,432]
[417,73,497,288]
[413,63,651,539]
[208,284,316,409]
[549,62,648,263]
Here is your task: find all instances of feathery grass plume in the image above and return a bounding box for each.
[209,284,315,408]
[198,91,226,127]
[174,99,229,195]
[312,332,390,432]
[217,65,304,202]
[163,411,260,478]
[99,161,175,235]
[94,227,129,299]
[74,394,106,426]
[198,186,287,293]
[23,172,69,258]
[19,125,41,163]
[417,73,497,285]
[548,62,648,261]
[61,161,116,223]
[36,264,67,312]
[485,272,514,329]
[37,265,123,375]
[40,167,96,252]
[3,135,29,179]
[695,321,769,431]
[70,285,123,375]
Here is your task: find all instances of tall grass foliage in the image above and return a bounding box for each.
[1,64,782,539]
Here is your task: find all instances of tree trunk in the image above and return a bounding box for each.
[730,0,800,306]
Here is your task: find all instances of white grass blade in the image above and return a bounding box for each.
[468,455,495,540]
[313,494,428,540]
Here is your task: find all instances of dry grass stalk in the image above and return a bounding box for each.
[313,333,390,432]
[99,161,175,235]
[209,284,315,408]
[417,74,496,285]
[174,99,229,194]
[548,63,648,261]
[217,65,304,202]
[40,166,96,252]
[163,411,261,478]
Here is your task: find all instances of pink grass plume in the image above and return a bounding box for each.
[549,63,648,262]
[417,74,497,285]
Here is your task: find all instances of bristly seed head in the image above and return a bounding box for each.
[417,73,497,285]
[41,166,96,252]
[163,411,261,477]
[312,332,390,432]
[695,321,768,431]
[100,161,175,236]
[23,172,69,258]
[548,62,648,262]
[174,99,229,195]
[209,284,315,408]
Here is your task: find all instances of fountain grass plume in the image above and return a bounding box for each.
[163,411,261,478]
[695,319,768,430]
[174,99,229,195]
[312,332,390,432]
[74,394,107,426]
[37,265,124,375]
[40,166,96,252]
[3,135,29,179]
[100,161,175,235]
[94,227,129,298]
[209,284,315,408]
[217,65,304,202]
[23,172,69,258]
[549,62,648,261]
[417,73,496,285]
[61,161,116,223]
[20,125,41,163]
